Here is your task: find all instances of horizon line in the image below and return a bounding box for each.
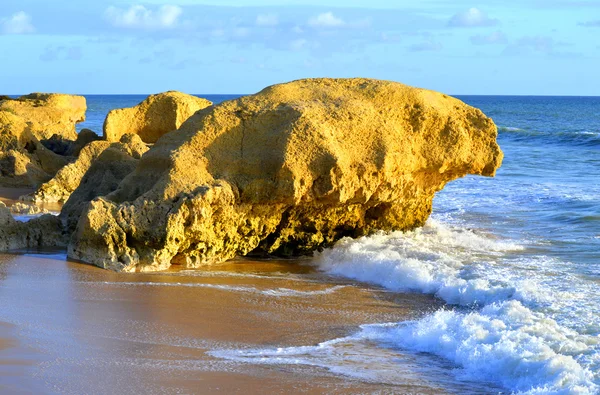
[5,93,600,98]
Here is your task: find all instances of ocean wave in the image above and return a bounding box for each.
[361,301,597,394]
[498,126,600,147]
[316,219,527,306]
[306,219,600,393]
[210,301,597,394]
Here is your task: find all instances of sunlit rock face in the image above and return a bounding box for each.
[0,93,87,187]
[67,78,502,272]
[103,91,213,143]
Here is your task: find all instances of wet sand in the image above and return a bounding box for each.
[0,186,499,394]
[0,251,475,394]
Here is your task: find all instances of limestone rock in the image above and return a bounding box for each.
[69,78,503,272]
[10,202,48,215]
[26,134,148,207]
[40,129,101,157]
[60,134,149,229]
[0,93,86,141]
[0,93,88,187]
[0,202,66,251]
[103,91,212,143]
[0,111,30,151]
[0,149,52,187]
[70,129,102,156]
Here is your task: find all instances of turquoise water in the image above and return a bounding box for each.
[78,94,600,394]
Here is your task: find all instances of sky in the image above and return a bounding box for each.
[0,0,599,95]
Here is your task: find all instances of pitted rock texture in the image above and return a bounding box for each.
[103,91,213,143]
[0,93,87,187]
[69,78,503,272]
[0,202,66,251]
[0,93,86,141]
[25,134,148,205]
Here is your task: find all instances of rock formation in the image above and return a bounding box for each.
[39,129,101,157]
[69,78,503,272]
[60,134,149,229]
[24,132,147,204]
[103,91,212,143]
[0,202,66,251]
[0,93,86,141]
[0,93,87,187]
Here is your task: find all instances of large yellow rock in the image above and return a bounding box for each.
[69,78,503,272]
[103,91,212,143]
[0,93,86,141]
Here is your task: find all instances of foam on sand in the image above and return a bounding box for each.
[210,219,600,393]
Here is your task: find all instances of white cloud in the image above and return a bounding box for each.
[448,8,498,28]
[470,31,507,45]
[104,5,182,29]
[1,11,35,34]
[308,12,344,28]
[256,13,278,27]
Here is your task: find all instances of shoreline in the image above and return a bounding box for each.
[0,251,462,394]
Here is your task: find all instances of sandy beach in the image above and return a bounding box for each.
[0,251,486,394]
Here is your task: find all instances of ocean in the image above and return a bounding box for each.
[1,94,599,394]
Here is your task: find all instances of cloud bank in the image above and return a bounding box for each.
[104,5,183,30]
[1,11,35,34]
[448,8,498,28]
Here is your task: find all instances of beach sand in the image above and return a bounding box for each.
[0,251,469,394]
[0,186,503,394]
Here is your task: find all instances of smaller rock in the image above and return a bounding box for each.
[0,93,86,141]
[40,134,73,156]
[103,91,212,143]
[70,129,101,156]
[60,134,149,230]
[10,202,48,215]
[24,134,148,205]
[0,202,66,251]
[0,149,52,187]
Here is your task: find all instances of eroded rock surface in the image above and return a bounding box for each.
[103,91,212,143]
[60,134,149,229]
[26,134,148,209]
[69,78,503,272]
[0,93,86,141]
[0,202,66,251]
[0,93,87,187]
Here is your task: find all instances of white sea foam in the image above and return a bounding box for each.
[211,302,597,394]
[501,126,524,131]
[361,302,597,394]
[316,219,528,306]
[299,219,600,393]
[93,281,345,297]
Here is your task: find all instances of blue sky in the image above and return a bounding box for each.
[1,0,599,95]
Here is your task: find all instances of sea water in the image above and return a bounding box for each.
[78,94,600,394]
